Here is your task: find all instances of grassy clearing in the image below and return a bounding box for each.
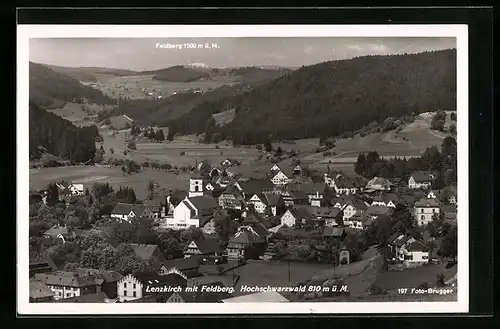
[47,102,112,127]
[87,74,239,100]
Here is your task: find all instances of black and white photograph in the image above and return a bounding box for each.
[17,24,469,314]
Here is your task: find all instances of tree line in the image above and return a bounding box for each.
[29,62,115,109]
[167,49,456,145]
[354,136,457,187]
[29,103,99,163]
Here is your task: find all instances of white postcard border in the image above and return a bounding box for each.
[17,24,469,315]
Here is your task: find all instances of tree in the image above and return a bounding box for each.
[275,146,283,158]
[264,139,273,153]
[109,147,114,154]
[127,140,137,150]
[441,136,457,159]
[45,183,60,207]
[93,149,104,164]
[450,112,457,121]
[431,110,447,132]
[448,123,456,136]
[147,180,156,199]
[256,144,263,151]
[436,273,446,287]
[154,129,165,142]
[437,226,457,261]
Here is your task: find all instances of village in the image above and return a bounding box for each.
[29,142,458,303]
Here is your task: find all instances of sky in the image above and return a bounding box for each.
[29,37,456,71]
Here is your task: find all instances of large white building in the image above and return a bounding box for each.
[167,196,219,230]
[413,198,441,226]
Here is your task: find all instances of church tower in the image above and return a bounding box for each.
[189,177,204,197]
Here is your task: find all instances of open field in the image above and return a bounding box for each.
[47,102,113,127]
[29,166,192,200]
[83,74,239,100]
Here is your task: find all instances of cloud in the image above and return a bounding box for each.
[304,46,316,54]
[367,43,389,53]
[345,44,363,51]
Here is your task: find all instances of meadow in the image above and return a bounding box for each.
[84,74,239,100]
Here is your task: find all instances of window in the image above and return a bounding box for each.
[66,293,71,297]
[124,290,127,296]
[421,215,425,220]
[195,186,200,192]
[422,255,429,259]
[124,282,127,288]
[432,208,436,213]
[133,283,136,289]
[133,291,136,297]
[421,209,424,213]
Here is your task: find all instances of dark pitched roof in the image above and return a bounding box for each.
[295,183,326,195]
[366,177,393,188]
[366,205,393,216]
[289,206,317,220]
[404,240,429,252]
[187,239,221,254]
[373,193,400,203]
[111,203,135,215]
[29,280,55,299]
[32,271,97,287]
[161,257,199,271]
[263,192,281,206]
[188,196,218,210]
[237,179,274,194]
[134,272,188,286]
[143,196,166,210]
[315,207,342,218]
[414,198,441,208]
[229,226,265,245]
[346,199,368,211]
[334,176,367,188]
[129,244,160,261]
[59,292,108,303]
[411,171,435,183]
[332,194,356,206]
[322,226,345,237]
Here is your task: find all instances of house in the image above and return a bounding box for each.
[29,258,57,278]
[365,177,393,192]
[277,188,309,207]
[291,182,327,207]
[414,198,441,226]
[117,272,188,302]
[235,179,274,199]
[53,181,85,196]
[408,171,435,189]
[221,159,232,167]
[269,167,293,186]
[32,271,99,301]
[209,167,222,178]
[43,225,76,244]
[270,164,281,171]
[398,240,430,268]
[129,244,165,268]
[205,181,217,192]
[348,212,373,230]
[325,173,365,195]
[58,291,111,303]
[371,193,400,208]
[427,189,457,205]
[218,184,244,210]
[221,291,289,303]
[159,257,201,278]
[29,280,55,302]
[292,164,302,175]
[316,207,344,227]
[189,177,204,198]
[143,196,167,219]
[322,226,347,241]
[110,203,155,222]
[246,192,284,217]
[279,206,316,228]
[73,268,123,299]
[170,196,219,229]
[366,205,394,220]
[226,225,267,260]
[339,199,368,228]
[184,238,223,261]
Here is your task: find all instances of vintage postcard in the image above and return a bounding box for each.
[17,24,468,314]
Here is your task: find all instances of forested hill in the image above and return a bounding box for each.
[168,49,457,144]
[29,62,115,109]
[29,102,98,163]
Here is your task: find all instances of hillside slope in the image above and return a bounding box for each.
[29,102,98,163]
[168,49,456,144]
[29,62,116,109]
[46,64,137,82]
